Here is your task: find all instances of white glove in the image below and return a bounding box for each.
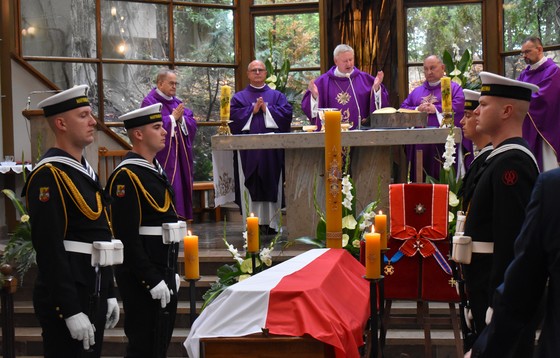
[485,306,494,325]
[105,298,119,329]
[176,273,181,293]
[150,280,171,308]
[65,312,95,350]
[464,307,474,330]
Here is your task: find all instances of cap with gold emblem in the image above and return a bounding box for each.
[463,89,480,110]
[119,103,163,130]
[479,71,539,102]
[38,85,90,117]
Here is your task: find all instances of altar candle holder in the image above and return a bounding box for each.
[378,248,389,354]
[441,111,454,128]
[185,276,200,326]
[217,117,232,135]
[251,252,257,276]
[364,276,384,358]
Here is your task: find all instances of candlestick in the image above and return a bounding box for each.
[441,76,452,113]
[324,110,342,248]
[247,213,259,253]
[183,231,199,279]
[365,226,381,279]
[375,211,388,250]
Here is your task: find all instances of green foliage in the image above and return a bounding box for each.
[1,189,36,282]
[426,164,462,235]
[443,48,480,90]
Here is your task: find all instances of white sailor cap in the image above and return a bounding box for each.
[119,103,163,130]
[479,71,539,102]
[463,89,480,110]
[38,85,90,117]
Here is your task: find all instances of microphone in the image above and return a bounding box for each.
[346,72,362,130]
[26,90,62,110]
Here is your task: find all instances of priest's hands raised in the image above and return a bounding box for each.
[373,71,384,92]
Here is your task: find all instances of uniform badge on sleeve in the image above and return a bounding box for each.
[116,185,126,198]
[502,170,518,186]
[39,187,50,202]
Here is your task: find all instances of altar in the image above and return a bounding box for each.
[212,128,460,239]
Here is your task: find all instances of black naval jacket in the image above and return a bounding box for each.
[471,168,560,358]
[106,152,179,293]
[458,144,492,212]
[23,148,115,328]
[463,137,539,298]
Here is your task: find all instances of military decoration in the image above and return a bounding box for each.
[39,187,50,202]
[116,185,126,198]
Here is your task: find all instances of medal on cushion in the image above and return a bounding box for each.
[383,250,403,276]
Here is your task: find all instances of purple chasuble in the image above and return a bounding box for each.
[142,88,197,220]
[400,81,468,181]
[301,66,389,130]
[229,85,292,205]
[518,58,560,170]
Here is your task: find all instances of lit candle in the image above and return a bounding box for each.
[374,210,388,249]
[220,85,232,120]
[246,213,259,253]
[365,226,381,279]
[441,76,452,113]
[324,110,342,249]
[183,230,199,279]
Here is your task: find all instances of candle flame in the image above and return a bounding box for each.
[371,225,375,233]
[379,210,383,215]
[187,230,192,236]
[250,212,254,217]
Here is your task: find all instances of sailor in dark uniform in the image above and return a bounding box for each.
[106,104,184,357]
[463,72,540,357]
[24,85,120,357]
[458,89,493,211]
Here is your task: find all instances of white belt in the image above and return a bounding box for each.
[63,240,124,266]
[472,241,494,253]
[139,226,163,236]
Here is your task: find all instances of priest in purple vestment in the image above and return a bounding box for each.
[301,44,389,130]
[518,36,560,171]
[229,60,293,232]
[142,69,198,220]
[400,55,467,182]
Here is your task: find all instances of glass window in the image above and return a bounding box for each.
[26,61,98,114]
[176,66,235,122]
[101,2,169,61]
[174,6,234,63]
[503,0,560,52]
[254,13,320,68]
[406,4,482,64]
[102,64,160,122]
[186,0,233,4]
[21,0,96,58]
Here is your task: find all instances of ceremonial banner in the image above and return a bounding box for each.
[185,249,370,358]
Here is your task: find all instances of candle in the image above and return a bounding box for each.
[375,210,387,249]
[220,85,232,120]
[441,76,452,113]
[324,110,342,249]
[365,226,381,279]
[183,230,199,279]
[246,213,259,253]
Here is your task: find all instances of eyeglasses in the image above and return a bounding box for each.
[167,81,179,87]
[249,68,266,73]
[520,48,536,56]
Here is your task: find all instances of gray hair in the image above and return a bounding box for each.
[156,68,177,84]
[333,44,354,59]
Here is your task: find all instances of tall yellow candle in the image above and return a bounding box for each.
[183,230,199,279]
[375,210,388,249]
[324,110,342,249]
[441,76,452,113]
[365,226,381,279]
[220,85,232,119]
[247,213,259,253]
